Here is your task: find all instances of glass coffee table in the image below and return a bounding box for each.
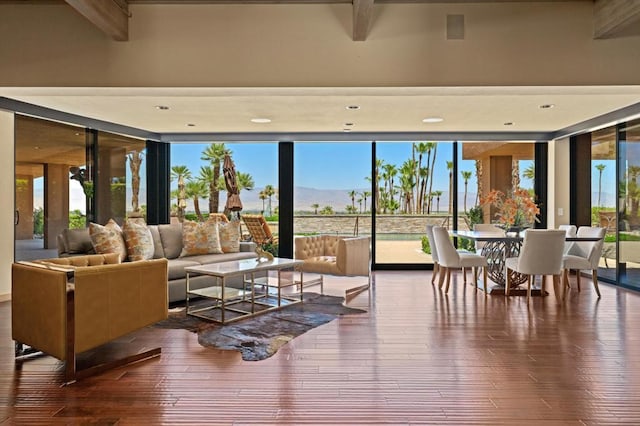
[184,257,305,324]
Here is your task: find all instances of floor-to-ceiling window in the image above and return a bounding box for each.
[374,141,453,265]
[293,141,372,247]
[619,119,640,288]
[14,116,86,260]
[170,141,278,236]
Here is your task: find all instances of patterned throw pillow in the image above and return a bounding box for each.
[89,219,128,262]
[218,220,241,253]
[122,220,155,261]
[180,219,223,257]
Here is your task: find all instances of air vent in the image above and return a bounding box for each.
[447,14,465,40]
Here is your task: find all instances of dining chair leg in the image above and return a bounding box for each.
[526,275,532,303]
[462,267,467,284]
[472,267,478,291]
[563,269,570,290]
[431,262,439,285]
[445,269,452,293]
[576,271,581,292]
[592,269,601,298]
[438,266,446,288]
[482,266,488,294]
[541,275,546,297]
[552,274,562,304]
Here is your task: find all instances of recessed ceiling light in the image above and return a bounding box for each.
[504,122,514,126]
[155,105,169,110]
[422,117,444,123]
[74,132,82,136]
[343,128,351,132]
[344,122,354,126]
[34,146,40,150]
[346,105,360,110]
[539,104,555,109]
[186,123,196,127]
[251,118,271,123]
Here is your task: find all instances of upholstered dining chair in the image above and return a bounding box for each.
[558,224,577,255]
[562,226,606,298]
[432,226,488,294]
[425,225,441,285]
[504,229,566,303]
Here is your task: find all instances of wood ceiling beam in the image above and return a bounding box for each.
[65,0,129,41]
[353,0,374,41]
[594,0,640,39]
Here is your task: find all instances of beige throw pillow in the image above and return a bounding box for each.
[218,220,241,253]
[180,219,223,257]
[89,219,128,262]
[123,220,155,261]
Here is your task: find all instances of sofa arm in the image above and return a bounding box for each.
[336,236,371,276]
[12,263,69,360]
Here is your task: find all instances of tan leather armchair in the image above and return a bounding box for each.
[294,235,371,297]
[12,254,168,384]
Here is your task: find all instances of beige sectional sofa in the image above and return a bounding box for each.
[57,223,257,303]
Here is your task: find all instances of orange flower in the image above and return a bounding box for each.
[481,188,540,228]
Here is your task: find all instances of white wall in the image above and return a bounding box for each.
[548,137,571,229]
[0,110,14,300]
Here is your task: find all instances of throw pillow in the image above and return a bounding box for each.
[218,220,241,253]
[63,228,93,254]
[180,219,223,257]
[89,219,128,262]
[122,220,155,261]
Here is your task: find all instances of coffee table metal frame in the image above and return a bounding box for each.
[185,257,305,324]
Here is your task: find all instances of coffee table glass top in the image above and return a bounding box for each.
[185,257,303,276]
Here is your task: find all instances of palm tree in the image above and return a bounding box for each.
[311,203,319,214]
[433,190,443,213]
[258,190,268,214]
[263,184,276,216]
[595,163,606,207]
[446,161,454,214]
[170,165,191,220]
[523,164,535,181]
[414,142,430,213]
[348,190,357,211]
[461,170,472,212]
[200,143,230,214]
[236,171,254,193]
[357,197,363,213]
[362,190,371,212]
[426,143,438,214]
[185,180,208,221]
[170,165,191,183]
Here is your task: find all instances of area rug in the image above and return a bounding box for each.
[153,292,366,361]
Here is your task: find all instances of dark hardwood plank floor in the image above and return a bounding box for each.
[1,271,639,424]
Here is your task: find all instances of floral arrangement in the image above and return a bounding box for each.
[481,188,540,229]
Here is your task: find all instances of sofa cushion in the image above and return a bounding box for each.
[218,220,241,253]
[63,228,93,254]
[122,220,155,261]
[166,258,201,280]
[301,255,340,275]
[89,219,128,262]
[158,223,183,259]
[180,219,223,257]
[147,225,165,259]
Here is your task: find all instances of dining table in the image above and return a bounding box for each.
[449,229,602,295]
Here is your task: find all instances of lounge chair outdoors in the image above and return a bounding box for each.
[241,214,278,246]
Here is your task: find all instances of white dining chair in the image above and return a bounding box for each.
[473,223,505,252]
[504,229,566,303]
[432,226,488,294]
[562,226,606,298]
[426,225,469,286]
[558,224,577,255]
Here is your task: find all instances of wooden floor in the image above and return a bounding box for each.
[2,271,640,424]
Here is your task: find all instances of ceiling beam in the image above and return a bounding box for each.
[353,0,374,41]
[65,0,129,41]
[594,0,640,39]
